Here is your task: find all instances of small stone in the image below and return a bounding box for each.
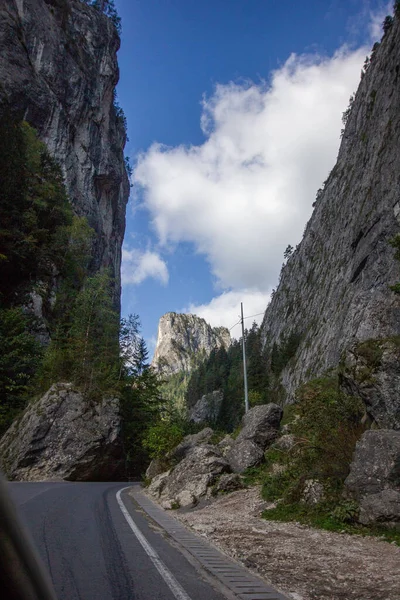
[302,480,325,505]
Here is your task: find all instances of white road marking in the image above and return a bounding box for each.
[116,487,193,600]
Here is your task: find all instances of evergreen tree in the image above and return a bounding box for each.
[0,308,42,435]
[0,117,73,306]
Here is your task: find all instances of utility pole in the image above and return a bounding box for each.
[241,302,249,413]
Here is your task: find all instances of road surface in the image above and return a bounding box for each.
[9,482,229,600]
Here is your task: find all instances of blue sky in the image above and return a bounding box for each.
[114,0,390,350]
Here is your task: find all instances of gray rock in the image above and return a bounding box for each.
[168,427,214,462]
[0,0,129,306]
[218,434,234,456]
[345,430,400,524]
[214,473,243,494]
[0,383,123,481]
[302,480,325,505]
[259,19,400,420]
[189,391,224,424]
[148,471,172,498]
[273,434,296,451]
[358,489,400,526]
[226,439,265,473]
[159,445,230,506]
[152,313,231,375]
[145,458,169,481]
[175,490,196,508]
[341,340,400,430]
[226,404,283,473]
[236,404,283,447]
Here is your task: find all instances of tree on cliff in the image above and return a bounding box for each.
[82,0,121,32]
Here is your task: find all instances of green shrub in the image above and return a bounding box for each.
[331,500,359,524]
[259,376,366,507]
[142,421,185,459]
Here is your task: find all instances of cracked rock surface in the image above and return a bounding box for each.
[0,383,123,481]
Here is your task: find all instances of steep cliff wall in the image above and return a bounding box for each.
[152,312,231,375]
[0,0,129,306]
[260,18,400,423]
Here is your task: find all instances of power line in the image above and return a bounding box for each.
[228,311,264,331]
[243,311,264,320]
[229,319,242,331]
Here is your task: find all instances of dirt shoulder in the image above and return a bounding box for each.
[146,486,400,600]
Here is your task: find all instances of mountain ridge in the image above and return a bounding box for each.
[152,312,231,376]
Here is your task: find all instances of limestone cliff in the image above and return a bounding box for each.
[0,0,129,306]
[260,18,400,429]
[152,312,231,376]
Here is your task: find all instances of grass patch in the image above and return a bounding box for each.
[280,403,297,428]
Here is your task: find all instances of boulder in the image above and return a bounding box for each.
[236,404,283,447]
[226,438,264,473]
[156,444,230,507]
[145,458,169,481]
[226,404,283,473]
[341,340,400,430]
[218,434,234,456]
[345,430,400,525]
[0,383,123,481]
[214,473,243,494]
[168,427,214,462]
[189,391,223,424]
[148,471,171,498]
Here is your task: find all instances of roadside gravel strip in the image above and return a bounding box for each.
[136,486,400,600]
[129,485,290,600]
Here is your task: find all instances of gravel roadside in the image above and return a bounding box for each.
[145,486,400,600]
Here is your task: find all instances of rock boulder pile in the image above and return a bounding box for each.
[146,403,282,508]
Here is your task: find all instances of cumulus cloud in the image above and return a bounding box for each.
[186,289,270,339]
[133,46,367,294]
[122,248,169,286]
[368,2,392,40]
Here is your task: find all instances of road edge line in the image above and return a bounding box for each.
[116,487,193,600]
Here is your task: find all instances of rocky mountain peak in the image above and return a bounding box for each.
[152,312,231,375]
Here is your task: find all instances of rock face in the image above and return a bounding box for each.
[189,390,224,424]
[259,20,400,416]
[0,0,129,306]
[345,430,400,525]
[341,339,400,430]
[227,404,283,472]
[0,383,123,481]
[152,313,231,375]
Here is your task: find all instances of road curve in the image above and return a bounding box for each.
[9,482,229,600]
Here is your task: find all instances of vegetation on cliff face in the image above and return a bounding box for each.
[0,116,81,433]
[81,0,121,32]
[0,116,164,475]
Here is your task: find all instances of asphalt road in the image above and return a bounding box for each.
[9,482,229,600]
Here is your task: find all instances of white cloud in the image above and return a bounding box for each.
[369,2,392,40]
[186,289,271,339]
[133,46,366,293]
[122,248,169,286]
